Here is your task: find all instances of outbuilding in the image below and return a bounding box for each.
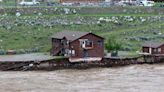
[142,42,164,55]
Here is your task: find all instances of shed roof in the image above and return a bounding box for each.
[51,31,103,41]
[142,41,164,48]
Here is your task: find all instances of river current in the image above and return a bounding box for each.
[0,64,164,92]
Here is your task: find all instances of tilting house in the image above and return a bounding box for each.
[142,42,164,55]
[51,31,104,59]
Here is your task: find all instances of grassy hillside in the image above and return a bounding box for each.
[0,7,163,54]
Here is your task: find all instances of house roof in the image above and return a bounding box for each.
[142,41,164,48]
[51,31,91,41]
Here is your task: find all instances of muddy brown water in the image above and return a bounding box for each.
[0,64,164,92]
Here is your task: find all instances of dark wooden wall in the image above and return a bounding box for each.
[70,33,104,58]
[142,44,164,55]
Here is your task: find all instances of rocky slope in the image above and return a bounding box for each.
[0,7,163,54]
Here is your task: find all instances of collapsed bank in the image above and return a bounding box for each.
[0,54,163,71]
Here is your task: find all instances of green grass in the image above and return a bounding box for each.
[0,7,163,54]
[0,17,163,52]
[118,51,140,58]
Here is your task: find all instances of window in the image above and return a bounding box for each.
[158,48,161,52]
[154,49,157,52]
[79,39,93,48]
[65,49,69,54]
[66,41,69,45]
[69,50,75,56]
[63,41,69,45]
[86,40,93,47]
[69,50,72,54]
[86,41,92,45]
[61,40,64,45]
[61,40,69,46]
[61,48,65,55]
[72,50,75,55]
[79,40,85,48]
[97,40,103,46]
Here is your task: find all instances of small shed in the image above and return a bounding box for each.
[142,41,164,55]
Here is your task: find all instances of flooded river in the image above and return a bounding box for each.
[0,64,164,92]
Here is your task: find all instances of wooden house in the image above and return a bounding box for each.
[51,31,104,59]
[142,42,164,55]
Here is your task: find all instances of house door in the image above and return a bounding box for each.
[83,49,89,58]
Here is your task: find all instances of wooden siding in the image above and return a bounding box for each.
[51,32,104,58]
[70,33,104,58]
[51,38,62,56]
[142,44,164,55]
[159,44,164,54]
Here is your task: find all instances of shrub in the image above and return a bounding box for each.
[0,49,6,55]
[105,36,122,56]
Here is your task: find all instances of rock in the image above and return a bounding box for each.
[75,21,82,25]
[38,12,42,16]
[158,32,162,35]
[97,21,101,24]
[124,16,134,22]
[6,25,12,30]
[2,13,7,17]
[157,35,164,39]
[63,8,70,15]
[72,9,77,14]
[141,18,146,22]
[99,17,104,21]
[29,64,34,67]
[16,12,21,17]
